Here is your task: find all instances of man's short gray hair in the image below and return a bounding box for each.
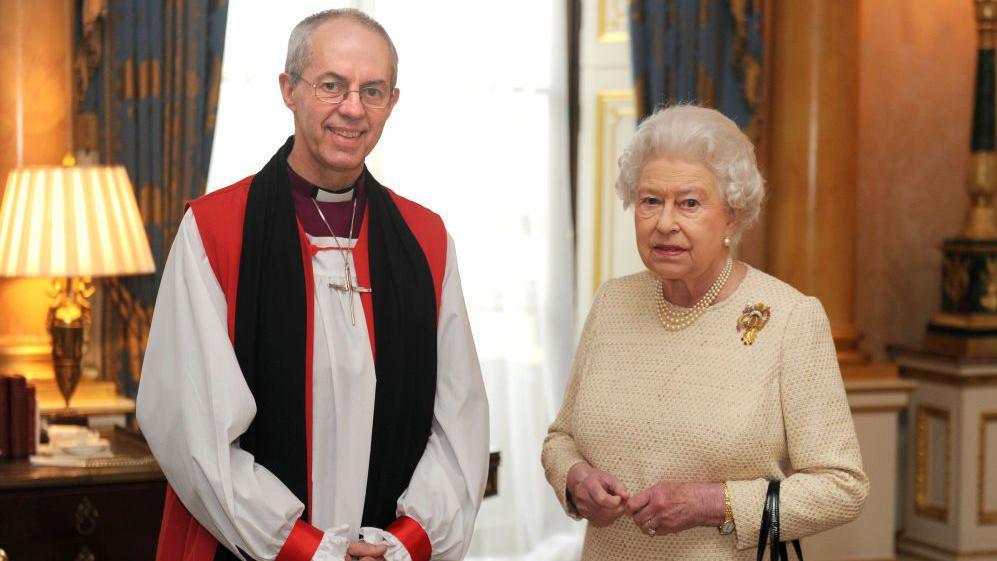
[285,8,399,88]
[615,104,765,244]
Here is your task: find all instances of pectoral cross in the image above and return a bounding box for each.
[328,262,371,326]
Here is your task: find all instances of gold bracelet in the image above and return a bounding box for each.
[718,482,735,535]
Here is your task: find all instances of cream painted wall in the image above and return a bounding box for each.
[575,0,642,324]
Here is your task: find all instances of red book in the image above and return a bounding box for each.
[0,375,10,459]
[25,384,37,455]
[8,375,27,459]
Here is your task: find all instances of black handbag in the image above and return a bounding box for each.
[756,480,803,561]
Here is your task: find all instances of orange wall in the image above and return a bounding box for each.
[0,0,74,376]
[856,0,976,359]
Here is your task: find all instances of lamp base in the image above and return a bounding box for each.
[50,323,83,407]
[48,277,92,408]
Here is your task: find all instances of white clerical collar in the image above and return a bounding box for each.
[312,185,354,203]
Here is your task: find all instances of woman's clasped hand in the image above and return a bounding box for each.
[567,462,724,535]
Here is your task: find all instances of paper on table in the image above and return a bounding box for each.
[29,453,156,468]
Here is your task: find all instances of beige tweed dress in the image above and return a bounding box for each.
[542,266,869,561]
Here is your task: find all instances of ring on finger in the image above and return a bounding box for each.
[645,518,657,537]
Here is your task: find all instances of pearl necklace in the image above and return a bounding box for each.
[654,257,733,331]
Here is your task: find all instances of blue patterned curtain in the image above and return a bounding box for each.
[628,0,764,137]
[75,0,228,396]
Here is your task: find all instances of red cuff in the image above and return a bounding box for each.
[386,516,432,561]
[275,519,324,561]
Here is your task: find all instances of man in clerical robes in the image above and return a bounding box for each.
[137,9,489,561]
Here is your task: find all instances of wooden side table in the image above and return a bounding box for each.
[0,427,165,561]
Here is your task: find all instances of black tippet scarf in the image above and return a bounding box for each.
[216,137,438,560]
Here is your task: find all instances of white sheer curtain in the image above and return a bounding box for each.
[207,0,350,190]
[207,2,581,559]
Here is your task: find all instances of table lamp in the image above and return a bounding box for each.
[0,158,155,406]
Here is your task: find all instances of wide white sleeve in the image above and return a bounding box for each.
[136,210,348,561]
[372,234,489,561]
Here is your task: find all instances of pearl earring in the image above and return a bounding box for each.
[723,236,731,248]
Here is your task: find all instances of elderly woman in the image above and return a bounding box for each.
[541,105,868,560]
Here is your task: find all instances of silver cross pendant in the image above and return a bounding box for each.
[329,268,372,326]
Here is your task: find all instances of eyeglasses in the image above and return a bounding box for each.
[293,74,392,109]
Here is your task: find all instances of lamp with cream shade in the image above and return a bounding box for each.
[0,160,155,406]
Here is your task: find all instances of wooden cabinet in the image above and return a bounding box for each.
[0,430,165,561]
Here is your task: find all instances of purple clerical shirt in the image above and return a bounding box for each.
[288,165,367,239]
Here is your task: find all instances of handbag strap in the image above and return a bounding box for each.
[755,480,804,561]
[756,484,773,561]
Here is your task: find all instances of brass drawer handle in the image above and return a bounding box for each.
[75,546,95,561]
[75,497,99,536]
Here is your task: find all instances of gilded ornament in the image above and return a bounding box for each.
[981,257,997,311]
[736,303,771,345]
[943,255,971,305]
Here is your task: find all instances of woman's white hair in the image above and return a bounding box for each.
[615,104,765,243]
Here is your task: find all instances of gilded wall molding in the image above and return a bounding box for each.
[980,411,997,525]
[598,0,628,43]
[593,90,635,293]
[915,404,952,522]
